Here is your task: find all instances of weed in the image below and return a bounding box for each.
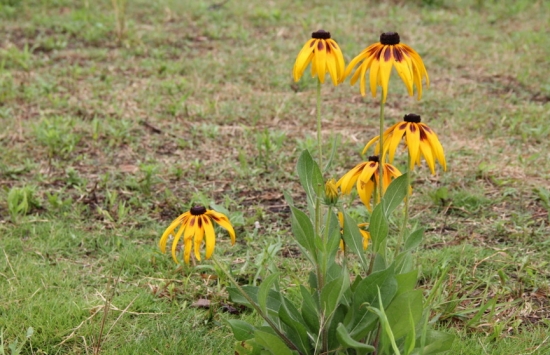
[7,186,39,222]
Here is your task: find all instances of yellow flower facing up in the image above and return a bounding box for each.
[343,32,429,103]
[293,30,346,85]
[159,205,235,264]
[337,155,402,211]
[363,113,446,174]
[338,212,370,251]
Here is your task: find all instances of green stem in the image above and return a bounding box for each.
[212,258,303,355]
[316,80,323,172]
[395,156,411,258]
[378,100,386,203]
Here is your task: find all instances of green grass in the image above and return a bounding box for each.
[1,0,550,354]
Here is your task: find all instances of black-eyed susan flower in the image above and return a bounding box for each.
[362,113,446,174]
[337,155,402,211]
[324,178,339,205]
[338,212,370,251]
[343,32,429,103]
[159,205,235,264]
[293,30,346,85]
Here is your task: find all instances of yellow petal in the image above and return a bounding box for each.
[207,210,236,244]
[419,135,436,174]
[159,212,189,252]
[369,50,381,99]
[293,39,316,82]
[362,135,380,155]
[203,215,216,259]
[406,123,421,171]
[338,162,367,194]
[171,222,186,264]
[328,40,346,82]
[326,49,339,86]
[392,48,413,95]
[358,179,375,212]
[388,122,408,163]
[193,216,206,261]
[314,39,327,83]
[344,50,370,82]
[183,231,193,264]
[421,124,446,171]
[378,46,393,104]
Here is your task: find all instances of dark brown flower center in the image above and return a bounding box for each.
[404,113,421,123]
[312,30,331,39]
[368,155,379,163]
[190,205,207,215]
[380,32,400,45]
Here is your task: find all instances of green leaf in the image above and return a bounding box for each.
[369,204,388,253]
[336,323,375,354]
[395,270,418,297]
[258,273,280,315]
[300,285,320,334]
[404,307,416,355]
[321,267,349,320]
[367,287,401,355]
[382,173,409,216]
[296,150,324,205]
[410,330,454,355]
[404,228,424,251]
[290,206,317,263]
[325,210,341,262]
[341,210,369,267]
[385,290,423,340]
[228,286,281,317]
[279,297,312,355]
[254,329,295,355]
[349,266,397,339]
[228,320,256,341]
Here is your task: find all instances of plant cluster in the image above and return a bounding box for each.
[158,30,452,354]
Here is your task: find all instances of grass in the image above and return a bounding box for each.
[1,0,549,354]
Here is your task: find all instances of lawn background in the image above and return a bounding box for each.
[1,0,549,354]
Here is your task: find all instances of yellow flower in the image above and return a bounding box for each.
[343,32,429,103]
[338,212,370,251]
[293,30,346,85]
[324,178,339,205]
[337,156,402,211]
[159,205,235,264]
[363,113,446,174]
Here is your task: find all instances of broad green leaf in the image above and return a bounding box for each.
[254,329,295,355]
[234,339,263,355]
[327,304,347,350]
[258,273,280,315]
[395,270,418,297]
[404,228,424,251]
[341,210,368,267]
[228,319,256,341]
[369,204,388,253]
[336,323,375,354]
[382,173,409,217]
[300,285,320,334]
[279,297,312,355]
[394,251,414,274]
[321,267,349,320]
[325,210,341,263]
[404,307,416,355]
[296,150,324,205]
[385,290,423,340]
[349,266,397,339]
[367,287,401,355]
[290,206,317,263]
[410,330,454,355]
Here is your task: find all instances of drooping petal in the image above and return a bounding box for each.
[378,46,394,103]
[293,39,316,82]
[406,123,421,171]
[392,47,413,95]
[203,215,216,259]
[159,212,189,252]
[193,216,206,261]
[326,46,339,86]
[358,179,376,211]
[182,216,198,264]
[314,39,327,83]
[420,124,446,171]
[369,52,381,98]
[419,135,435,174]
[329,39,346,82]
[362,135,380,155]
[387,122,407,163]
[171,222,186,264]
[207,210,236,244]
[337,162,367,194]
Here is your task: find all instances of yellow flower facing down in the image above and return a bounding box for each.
[337,155,402,211]
[293,30,346,85]
[363,113,446,174]
[159,205,235,264]
[338,212,370,251]
[344,32,429,103]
